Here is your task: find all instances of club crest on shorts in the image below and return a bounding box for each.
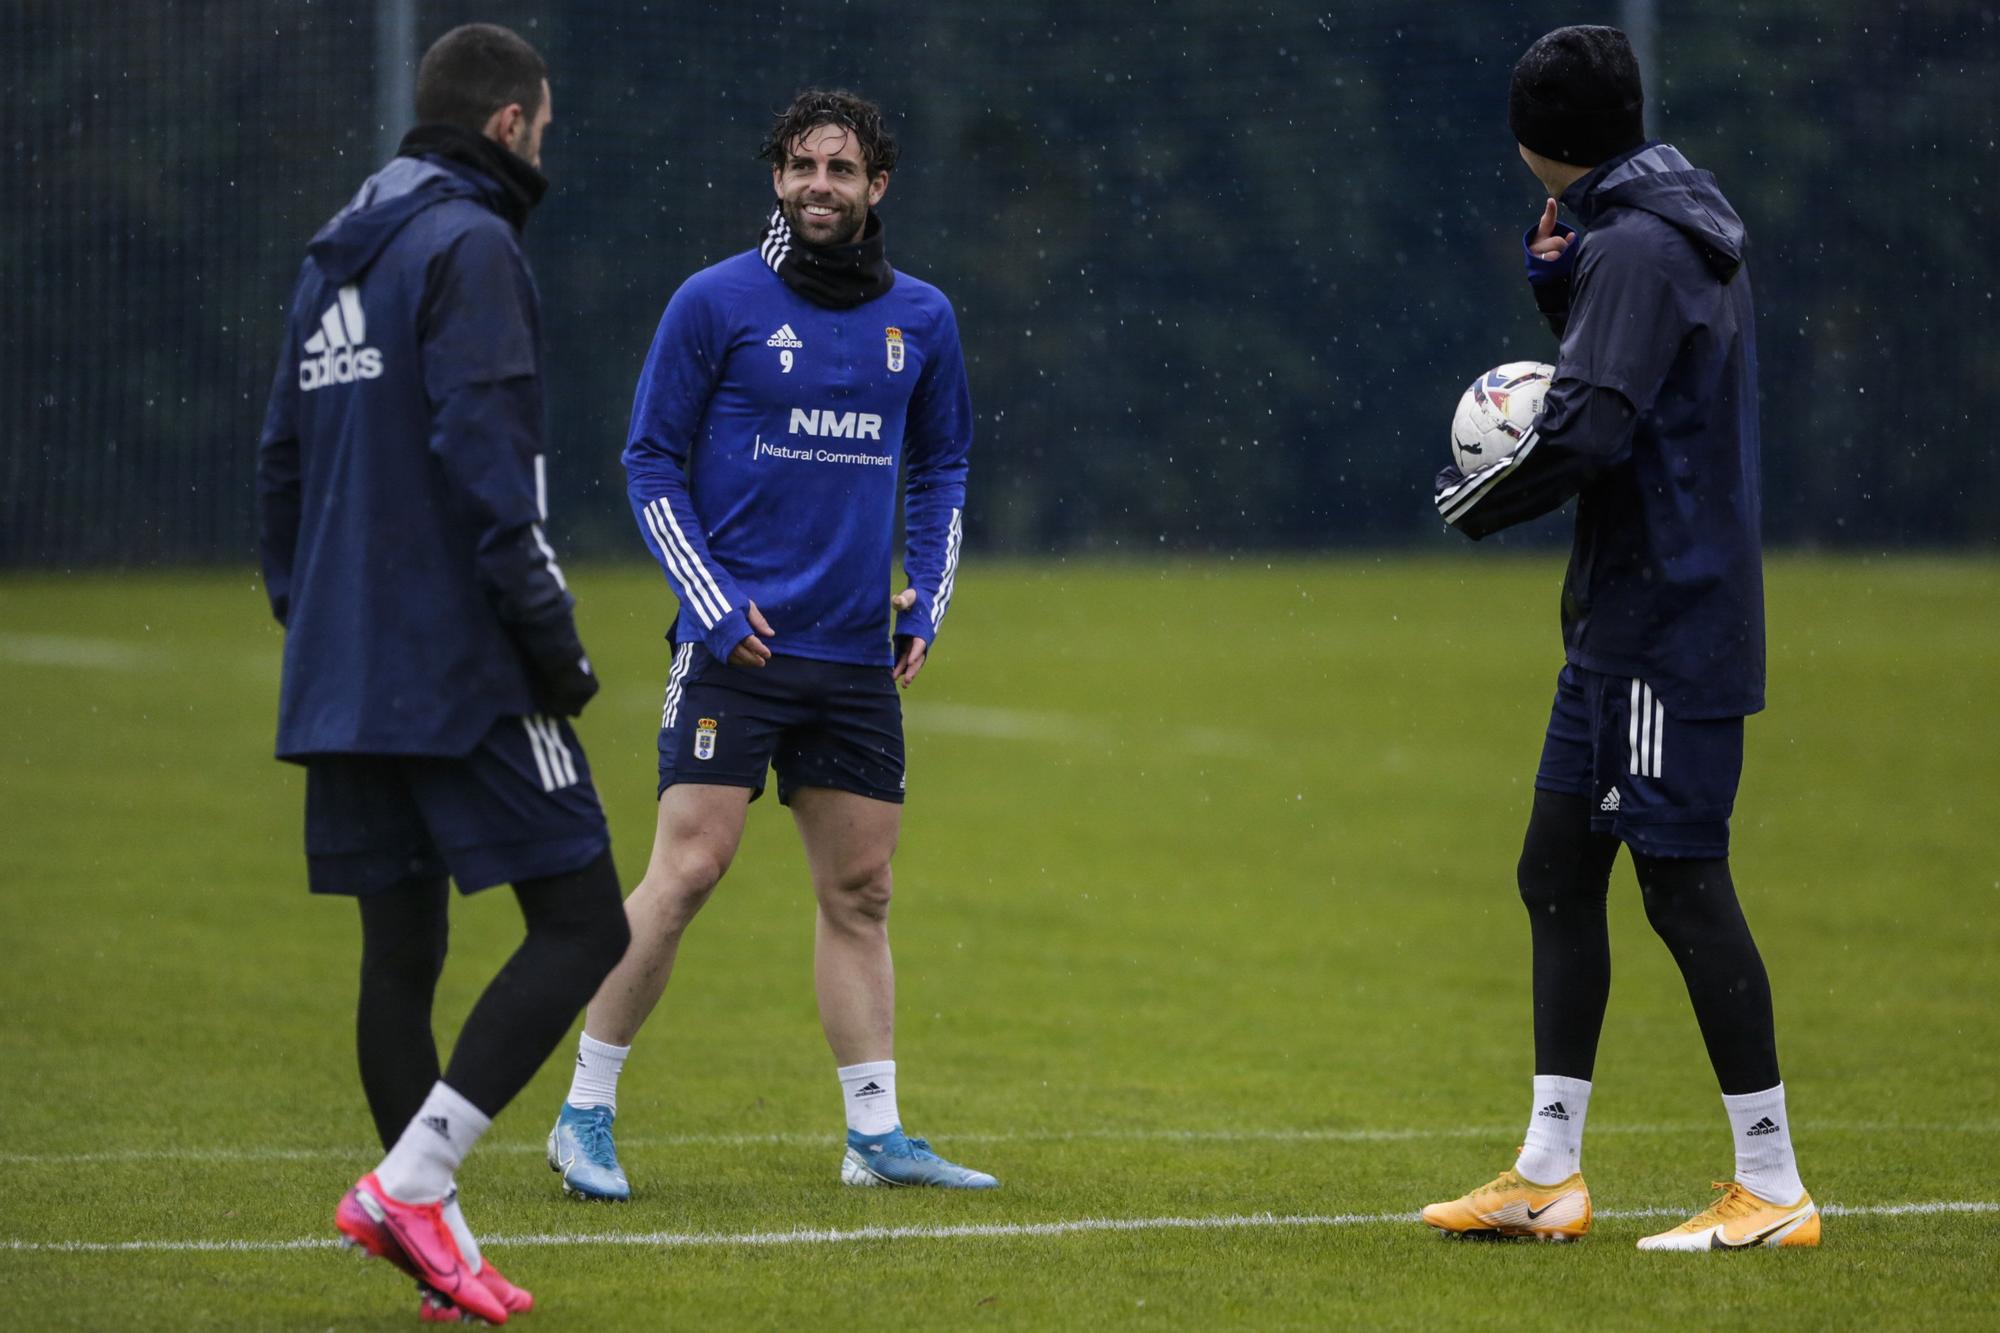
[885,326,904,372]
[694,717,718,761]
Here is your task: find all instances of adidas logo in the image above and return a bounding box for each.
[576,1052,587,1067]
[421,1115,451,1140]
[299,284,383,391]
[854,1081,886,1098]
[1537,1101,1571,1122]
[1746,1116,1781,1137]
[1599,788,1621,812]
[766,323,803,349]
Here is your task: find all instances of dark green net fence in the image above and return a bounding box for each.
[5,0,1994,566]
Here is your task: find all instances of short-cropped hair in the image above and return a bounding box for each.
[415,23,547,133]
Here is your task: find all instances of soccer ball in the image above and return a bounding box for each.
[1449,361,1554,472]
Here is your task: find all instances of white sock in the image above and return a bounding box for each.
[1514,1074,1592,1185]
[838,1060,899,1136]
[567,1032,631,1114]
[374,1082,491,1205]
[441,1184,483,1274]
[1723,1083,1806,1204]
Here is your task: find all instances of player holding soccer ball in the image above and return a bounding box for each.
[1427,26,1817,1250]
[544,89,994,1199]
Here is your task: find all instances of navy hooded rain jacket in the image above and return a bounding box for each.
[1436,143,1765,719]
[257,152,588,760]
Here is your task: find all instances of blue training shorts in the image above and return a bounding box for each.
[656,644,905,806]
[1534,663,1744,859]
[304,713,610,895]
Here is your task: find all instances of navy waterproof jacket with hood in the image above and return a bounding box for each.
[257,152,586,759]
[1436,143,1765,719]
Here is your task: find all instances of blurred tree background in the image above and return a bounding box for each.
[5,0,1994,565]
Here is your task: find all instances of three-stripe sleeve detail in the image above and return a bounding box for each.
[1436,428,1543,526]
[1627,679,1666,779]
[526,456,568,591]
[522,714,579,792]
[660,643,694,730]
[642,497,731,629]
[531,523,568,592]
[930,508,963,632]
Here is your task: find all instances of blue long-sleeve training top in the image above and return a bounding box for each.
[624,250,972,667]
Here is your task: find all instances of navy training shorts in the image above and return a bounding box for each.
[1534,663,1745,859]
[304,712,610,895]
[656,643,905,806]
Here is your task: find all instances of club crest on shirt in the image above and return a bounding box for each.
[694,717,718,761]
[885,326,904,372]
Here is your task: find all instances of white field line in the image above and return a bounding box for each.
[0,632,154,670]
[5,1201,1996,1255]
[7,1120,1996,1168]
[902,701,1090,743]
[902,701,1255,757]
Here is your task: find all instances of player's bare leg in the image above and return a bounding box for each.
[587,783,753,1044]
[791,785,995,1188]
[792,785,900,1065]
[548,783,751,1200]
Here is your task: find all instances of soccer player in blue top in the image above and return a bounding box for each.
[547,90,993,1197]
[1422,27,1817,1250]
[257,24,631,1320]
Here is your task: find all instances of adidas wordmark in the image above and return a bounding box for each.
[299,284,383,391]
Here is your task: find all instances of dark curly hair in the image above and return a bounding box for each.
[758,89,900,177]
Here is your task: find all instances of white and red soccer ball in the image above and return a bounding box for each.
[1449,361,1554,472]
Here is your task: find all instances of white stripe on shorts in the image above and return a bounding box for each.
[1652,695,1665,778]
[538,715,578,788]
[1640,683,1655,777]
[1629,678,1643,776]
[522,715,577,792]
[523,716,557,791]
[1628,680,1665,779]
[661,643,694,731]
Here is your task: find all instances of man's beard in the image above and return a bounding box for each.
[782,194,866,247]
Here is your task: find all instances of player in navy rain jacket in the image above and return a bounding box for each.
[543,91,996,1202]
[258,124,592,754]
[1422,27,1819,1252]
[255,25,630,1317]
[1434,144,1764,721]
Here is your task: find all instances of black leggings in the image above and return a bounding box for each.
[354,850,630,1147]
[1516,789,1779,1095]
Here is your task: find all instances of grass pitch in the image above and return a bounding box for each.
[1,555,1996,1329]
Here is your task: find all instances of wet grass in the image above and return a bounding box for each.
[1,554,1995,1328]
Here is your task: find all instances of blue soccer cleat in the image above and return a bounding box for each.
[840,1126,999,1189]
[547,1103,631,1202]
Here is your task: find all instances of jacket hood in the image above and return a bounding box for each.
[305,156,499,286]
[1565,142,1746,280]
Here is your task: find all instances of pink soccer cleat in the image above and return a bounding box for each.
[334,1173,509,1325]
[477,1260,534,1315]
[420,1260,536,1321]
